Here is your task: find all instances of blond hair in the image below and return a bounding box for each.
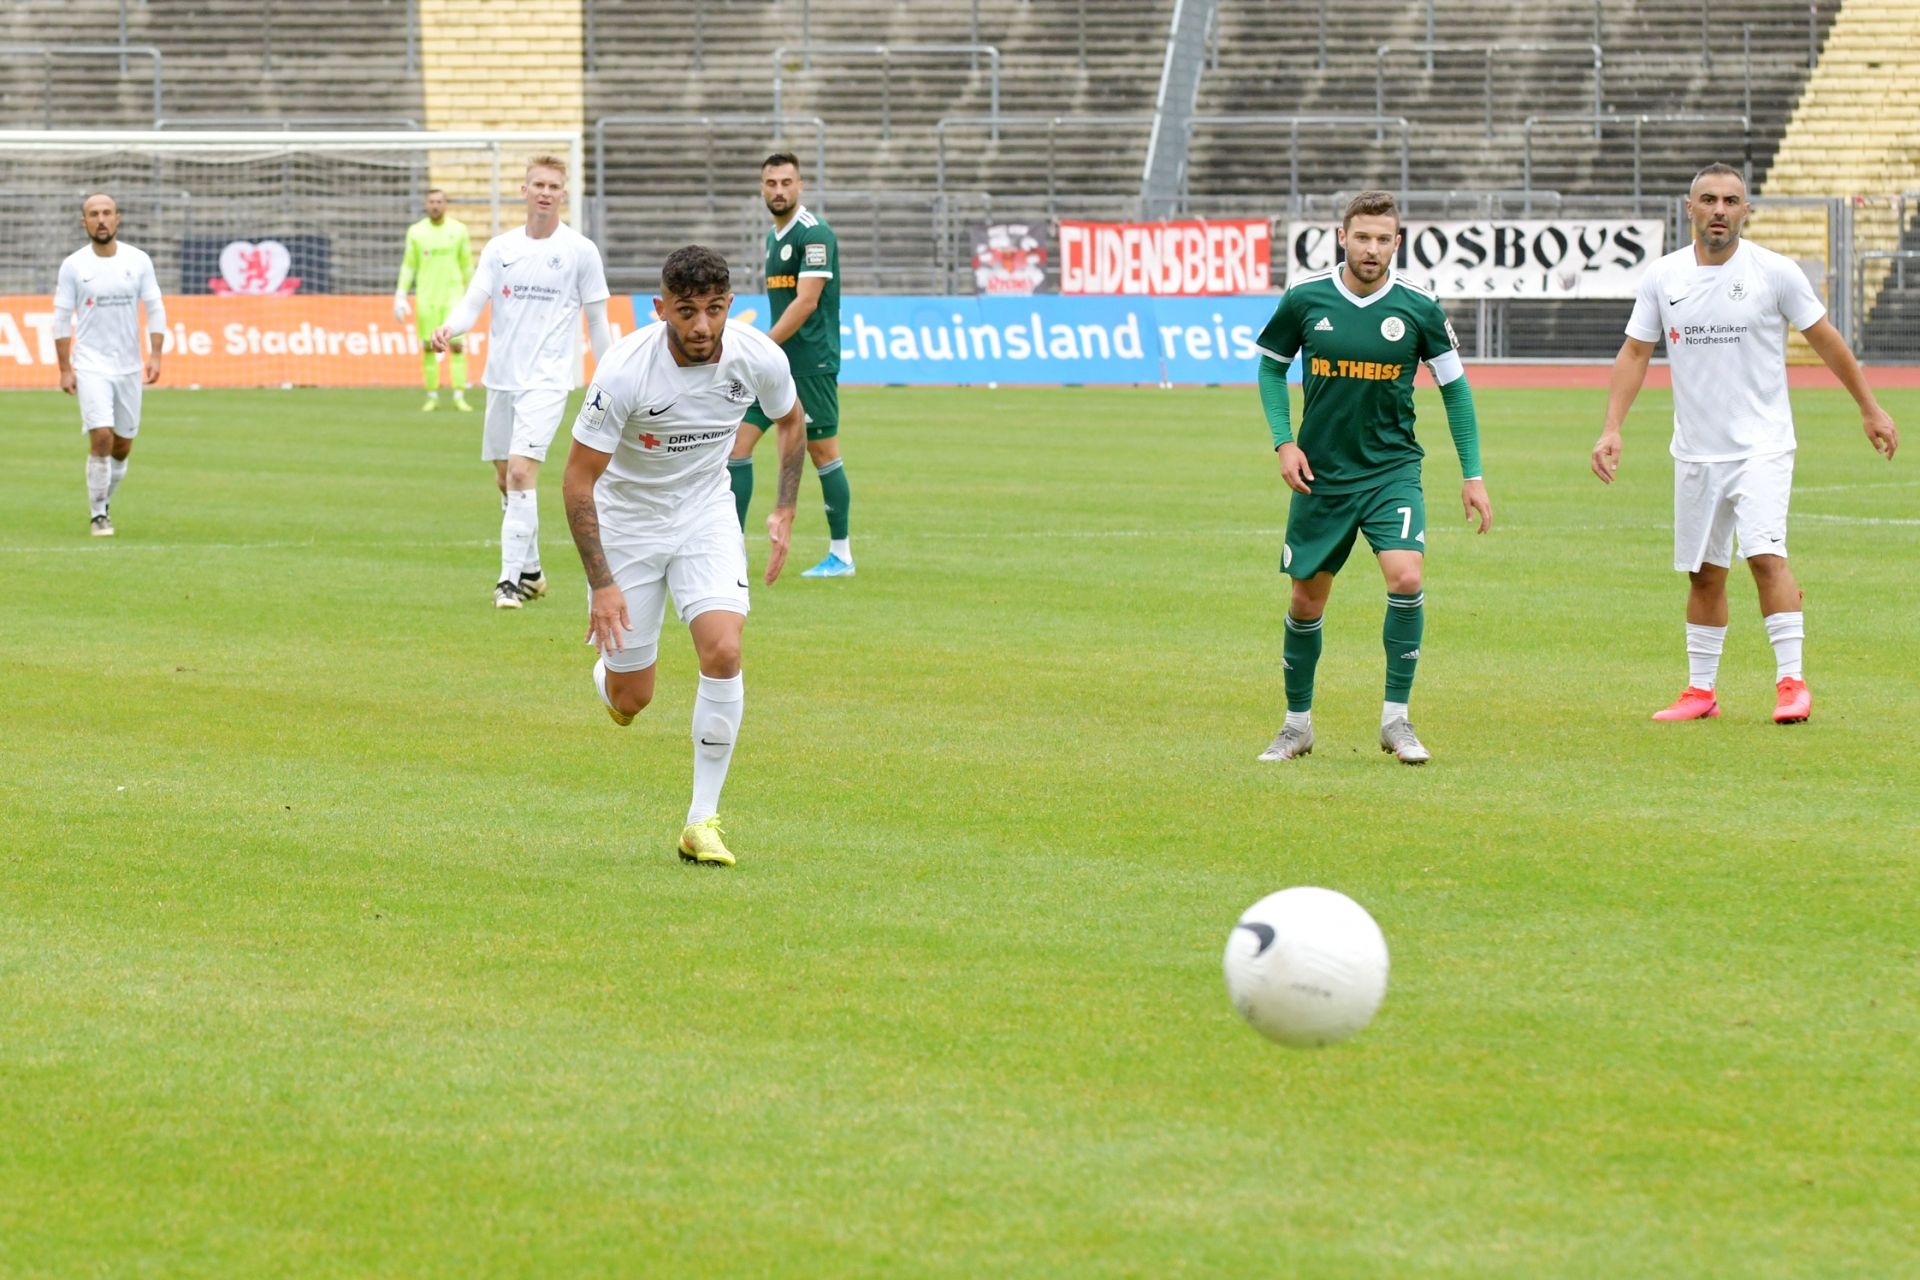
[525,153,568,181]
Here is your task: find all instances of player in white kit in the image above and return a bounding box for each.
[53,193,167,537]
[434,154,612,609]
[562,246,807,867]
[1593,163,1899,725]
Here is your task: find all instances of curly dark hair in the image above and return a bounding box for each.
[661,245,731,297]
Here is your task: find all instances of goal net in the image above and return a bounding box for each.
[0,129,584,388]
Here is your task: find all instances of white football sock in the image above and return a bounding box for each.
[1283,709,1312,732]
[830,538,852,564]
[500,489,537,583]
[85,456,110,517]
[107,457,128,500]
[592,657,616,711]
[1764,611,1805,681]
[687,672,744,824]
[1685,623,1727,690]
[1381,700,1409,728]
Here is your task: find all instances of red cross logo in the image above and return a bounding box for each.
[639,432,659,449]
[1669,326,1681,344]
[84,297,94,307]
[501,286,512,298]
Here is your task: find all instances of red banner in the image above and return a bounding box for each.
[0,295,638,389]
[1058,219,1272,296]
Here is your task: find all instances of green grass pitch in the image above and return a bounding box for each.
[3,383,1916,1277]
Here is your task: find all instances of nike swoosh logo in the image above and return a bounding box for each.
[499,258,518,268]
[648,403,676,416]
[1235,921,1277,956]
[1666,295,1688,305]
[735,579,749,589]
[698,738,730,747]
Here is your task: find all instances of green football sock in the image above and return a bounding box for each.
[421,350,440,392]
[1383,591,1424,702]
[817,458,850,540]
[449,349,468,391]
[1283,611,1323,713]
[727,457,754,528]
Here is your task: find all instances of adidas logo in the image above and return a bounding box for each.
[1313,317,1334,331]
[1399,648,1421,660]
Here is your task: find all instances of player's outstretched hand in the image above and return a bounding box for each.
[58,368,76,396]
[1591,428,1622,484]
[1462,478,1492,533]
[1277,441,1314,495]
[1864,405,1898,460]
[585,584,631,654]
[765,507,795,584]
[393,295,411,323]
[144,355,162,386]
[430,325,451,354]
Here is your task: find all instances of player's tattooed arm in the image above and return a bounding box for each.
[562,440,615,588]
[764,397,809,583]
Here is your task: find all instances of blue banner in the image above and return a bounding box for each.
[639,294,1301,386]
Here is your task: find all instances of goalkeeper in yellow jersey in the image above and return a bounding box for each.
[394,188,475,411]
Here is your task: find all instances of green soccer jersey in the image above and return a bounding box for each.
[397,216,473,306]
[1256,269,1460,493]
[763,205,840,376]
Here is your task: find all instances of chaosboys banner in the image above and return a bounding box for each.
[1284,218,1664,298]
[1059,219,1273,296]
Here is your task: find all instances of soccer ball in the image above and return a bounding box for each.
[1222,887,1389,1047]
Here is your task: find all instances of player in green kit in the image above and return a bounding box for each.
[395,188,475,411]
[728,152,854,577]
[1254,190,1493,765]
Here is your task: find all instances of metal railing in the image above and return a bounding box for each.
[591,115,829,240]
[1520,113,1751,207]
[1182,114,1412,212]
[933,114,1154,221]
[773,43,1001,142]
[1377,42,1603,141]
[0,44,163,125]
[156,117,420,130]
[1856,250,1920,362]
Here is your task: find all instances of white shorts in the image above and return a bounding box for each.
[482,387,569,462]
[596,495,751,673]
[1673,451,1794,571]
[76,371,142,438]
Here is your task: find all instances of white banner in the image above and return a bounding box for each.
[1283,218,1664,299]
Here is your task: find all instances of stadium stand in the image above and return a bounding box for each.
[583,0,1173,291]
[4,0,1912,359]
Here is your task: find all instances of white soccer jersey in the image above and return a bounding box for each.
[1626,239,1826,462]
[53,243,164,376]
[572,319,797,530]
[466,222,609,391]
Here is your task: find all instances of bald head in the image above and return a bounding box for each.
[81,193,120,246]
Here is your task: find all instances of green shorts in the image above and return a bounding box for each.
[744,372,839,440]
[415,298,456,345]
[1281,474,1426,579]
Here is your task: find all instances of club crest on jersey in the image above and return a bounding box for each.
[580,385,609,429]
[1313,316,1333,331]
[723,378,753,404]
[780,244,794,262]
[1728,279,1747,301]
[547,254,562,271]
[1379,316,1406,341]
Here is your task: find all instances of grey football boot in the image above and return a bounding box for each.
[1378,717,1431,765]
[1258,722,1315,762]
